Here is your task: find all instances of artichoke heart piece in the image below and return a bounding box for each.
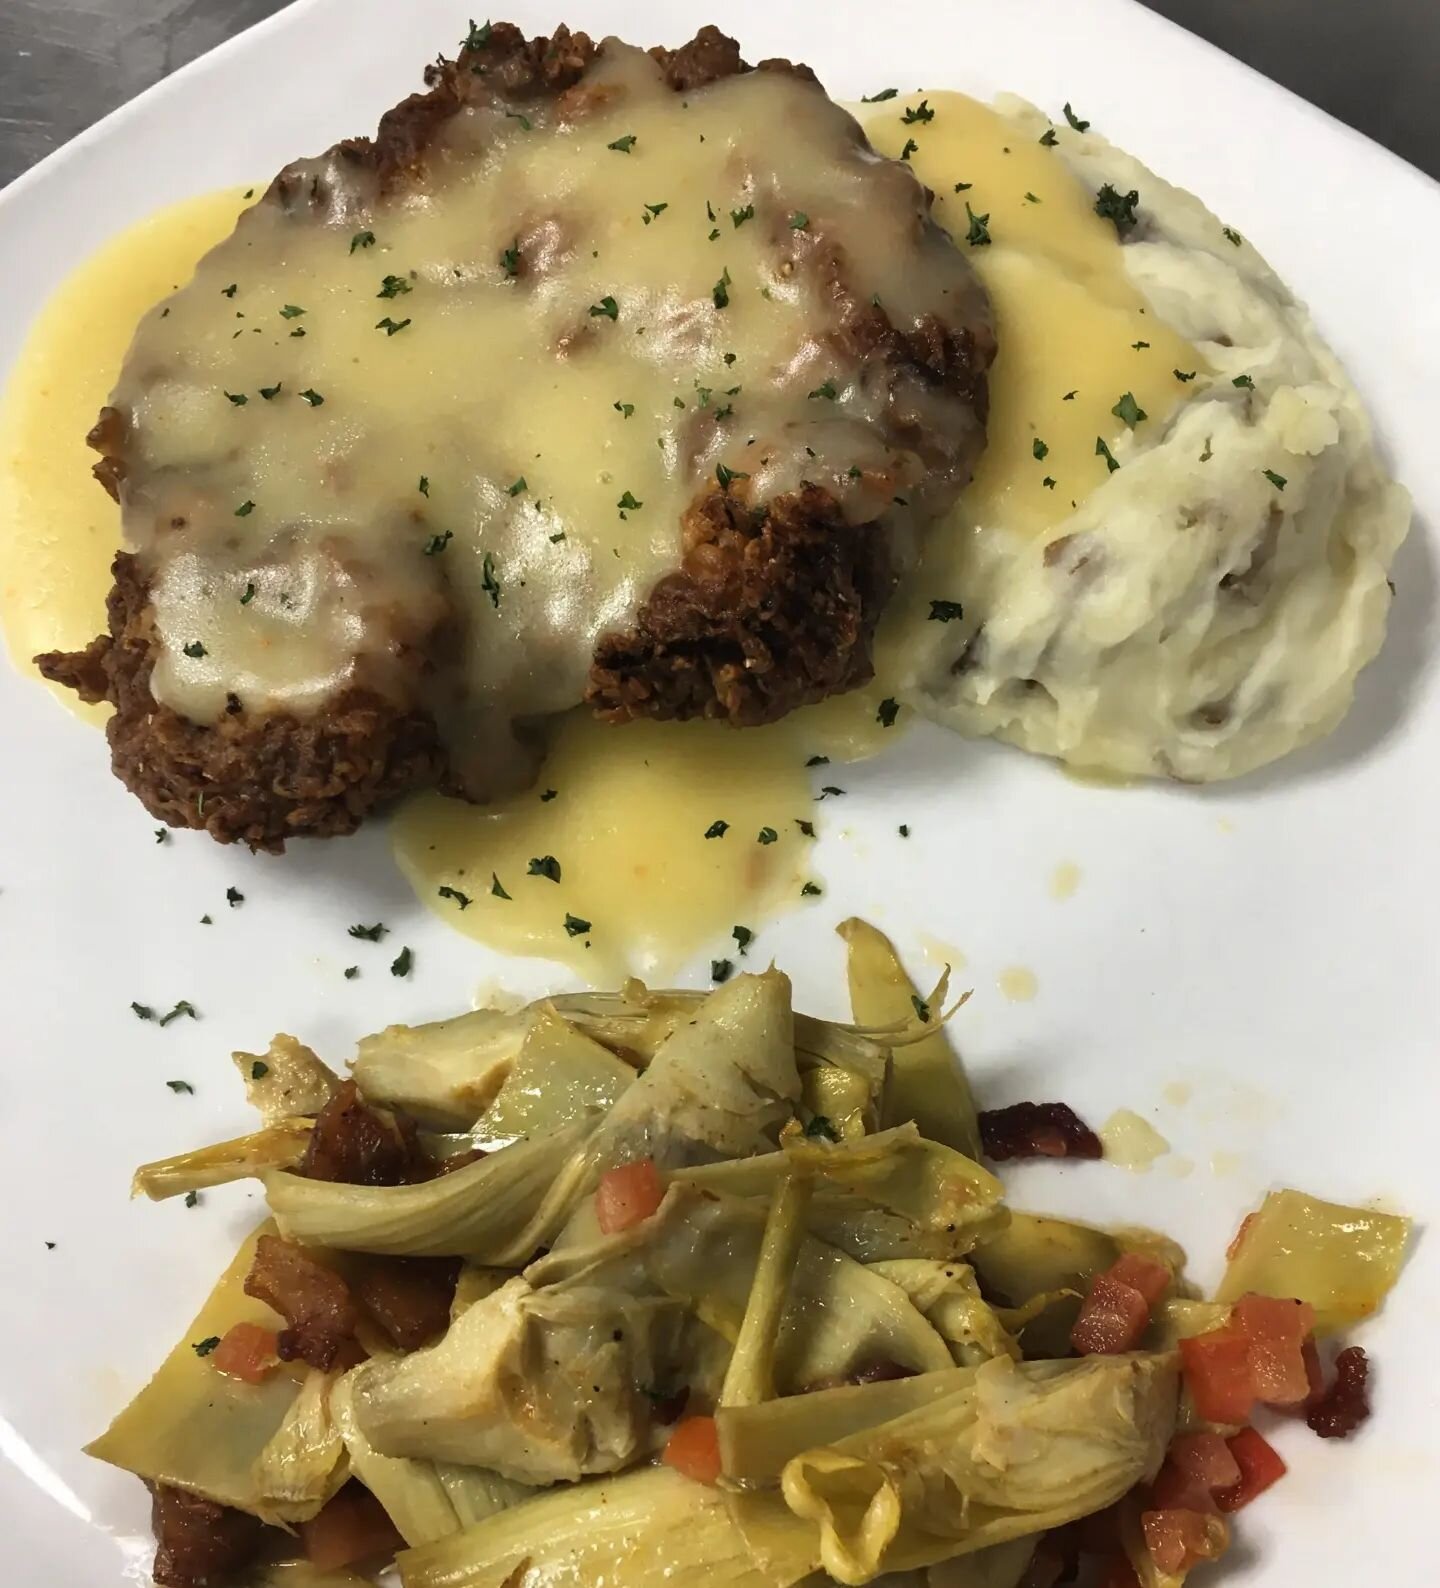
[132,1118,314,1201]
[329,1369,461,1545]
[352,1006,535,1128]
[839,917,983,1161]
[251,1366,349,1525]
[776,1353,1179,1585]
[1216,1188,1410,1331]
[870,1259,1020,1365]
[86,1222,305,1516]
[263,1116,593,1261]
[235,1034,340,1125]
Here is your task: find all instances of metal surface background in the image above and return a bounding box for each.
[0,0,1435,187]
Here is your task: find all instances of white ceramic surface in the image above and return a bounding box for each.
[1,1,1437,1581]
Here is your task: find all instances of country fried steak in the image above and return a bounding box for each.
[38,21,994,850]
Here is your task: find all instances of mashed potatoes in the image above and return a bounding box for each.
[864,94,1410,782]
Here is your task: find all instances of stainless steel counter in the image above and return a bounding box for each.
[1,0,1434,187]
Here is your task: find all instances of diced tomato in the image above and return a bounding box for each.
[300,1484,403,1571]
[662,1415,722,1485]
[1216,1426,1287,1512]
[1141,1508,1229,1575]
[1108,1253,1172,1307]
[1226,1213,1257,1263]
[1233,1294,1315,1407]
[1179,1326,1256,1425]
[1151,1434,1242,1514]
[1071,1272,1151,1356]
[210,1322,279,1385]
[595,1159,664,1234]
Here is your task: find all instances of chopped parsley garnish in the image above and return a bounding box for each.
[159,1000,198,1027]
[348,922,388,941]
[712,268,731,310]
[225,391,247,406]
[877,697,900,728]
[192,1336,221,1356]
[704,820,730,839]
[182,640,207,658]
[607,134,637,153]
[259,382,282,400]
[732,924,754,956]
[377,274,412,299]
[795,819,816,837]
[505,110,532,130]
[804,1114,839,1141]
[279,304,305,319]
[711,959,733,983]
[350,230,375,252]
[730,204,755,228]
[1024,192,1041,204]
[901,99,935,125]
[1033,437,1049,460]
[1263,469,1287,490]
[806,755,829,767]
[499,240,521,278]
[131,1002,154,1021]
[481,552,501,608]
[1222,226,1243,246]
[154,827,169,844]
[817,786,845,799]
[375,316,411,335]
[463,18,492,49]
[1200,438,1214,463]
[808,379,837,401]
[438,885,472,910]
[1132,339,1150,349]
[1174,369,1197,382]
[235,500,255,517]
[757,827,778,845]
[1094,184,1140,236]
[251,1061,269,1080]
[953,180,972,191]
[1095,436,1121,473]
[928,599,964,622]
[964,203,991,247]
[801,881,823,897]
[540,788,558,802]
[1111,391,1147,428]
[491,873,511,900]
[898,823,910,837]
[899,138,919,162]
[789,211,809,229]
[528,855,561,882]
[549,531,566,543]
[344,965,359,979]
[563,914,591,937]
[299,388,324,406]
[423,530,453,555]
[221,283,237,298]
[418,476,430,495]
[860,87,898,102]
[589,296,619,321]
[614,401,635,418]
[1232,373,1255,389]
[1063,389,1078,400]
[642,202,668,223]
[185,1190,200,1208]
[1063,102,1090,132]
[716,462,749,489]
[911,993,931,1023]
[617,490,643,512]
[1042,476,1056,489]
[200,915,212,925]
[225,886,244,907]
[166,1080,194,1094]
[1039,127,1059,147]
[390,946,414,977]
[506,477,527,496]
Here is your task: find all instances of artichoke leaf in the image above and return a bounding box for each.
[397,1465,802,1588]
[839,918,982,1161]
[869,1260,1019,1366]
[254,1565,375,1588]
[778,1353,1178,1584]
[329,1369,461,1545]
[1216,1188,1410,1331]
[235,1035,340,1125]
[251,1366,349,1525]
[433,1463,537,1528]
[85,1222,308,1517]
[262,1117,592,1260]
[721,1172,812,1410]
[351,1007,534,1129]
[470,1009,636,1149]
[132,1119,314,1201]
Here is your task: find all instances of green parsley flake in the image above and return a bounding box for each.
[377,275,411,299]
[279,304,305,319]
[375,316,411,335]
[589,296,619,321]
[499,240,521,278]
[704,820,729,839]
[757,827,778,845]
[350,230,375,253]
[299,388,324,406]
[348,922,388,941]
[491,874,511,899]
[617,490,643,512]
[259,383,281,400]
[730,204,755,228]
[481,553,501,608]
[1223,226,1244,247]
[899,138,919,162]
[564,913,591,937]
[804,1114,839,1141]
[1095,436,1121,473]
[911,993,931,1023]
[226,886,243,908]
[1094,184,1140,236]
[789,211,809,229]
[159,1000,197,1027]
[928,599,964,622]
[712,269,732,310]
[898,824,910,837]
[155,827,169,844]
[711,959,733,983]
[1111,391,1147,428]
[1264,469,1287,490]
[225,391,247,406]
[801,881,823,897]
[235,500,255,517]
[808,379,837,401]
[166,1080,194,1094]
[716,462,749,489]
[964,203,991,247]
[423,530,453,555]
[131,1002,154,1021]
[182,640,207,658]
[528,855,561,882]
[860,88,898,103]
[817,786,845,800]
[1232,374,1255,389]
[506,477,527,496]
[192,1336,221,1356]
[185,1190,200,1208]
[390,946,413,977]
[438,885,471,910]
[901,99,935,125]
[1174,369,1197,383]
[795,819,816,837]
[344,966,359,979]
[1039,128,1059,147]
[877,697,900,728]
[251,1061,269,1080]
[642,202,668,223]
[607,134,637,153]
[1033,437,1050,461]
[418,476,430,495]
[732,925,754,956]
[1063,102,1091,132]
[614,401,635,418]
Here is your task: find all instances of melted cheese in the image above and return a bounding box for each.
[110,45,985,790]
[0,187,253,720]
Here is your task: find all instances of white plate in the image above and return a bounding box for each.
[2,0,1437,1580]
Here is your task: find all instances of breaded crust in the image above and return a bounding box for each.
[37,23,994,849]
